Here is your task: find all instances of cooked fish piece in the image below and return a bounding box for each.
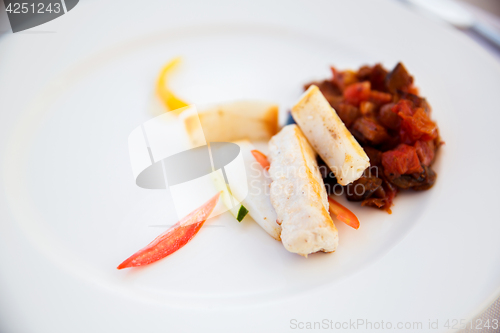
[268,125,338,256]
[291,85,370,185]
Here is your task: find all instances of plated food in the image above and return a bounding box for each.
[268,125,338,256]
[291,85,370,186]
[183,101,279,147]
[304,63,441,212]
[118,60,442,268]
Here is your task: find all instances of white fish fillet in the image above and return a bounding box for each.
[268,125,338,256]
[291,85,370,185]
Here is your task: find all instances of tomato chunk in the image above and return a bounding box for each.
[381,144,423,179]
[399,107,438,144]
[391,99,414,117]
[391,100,437,144]
[407,84,419,95]
[414,140,435,166]
[343,81,371,106]
[369,90,392,104]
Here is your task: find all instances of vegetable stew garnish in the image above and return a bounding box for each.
[307,62,441,212]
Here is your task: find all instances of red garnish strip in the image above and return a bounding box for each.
[328,197,360,229]
[251,150,270,171]
[117,192,220,269]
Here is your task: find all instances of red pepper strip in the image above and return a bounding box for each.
[251,150,270,171]
[328,197,360,230]
[117,192,220,269]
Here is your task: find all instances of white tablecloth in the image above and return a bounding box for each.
[452,3,500,331]
[406,1,500,332]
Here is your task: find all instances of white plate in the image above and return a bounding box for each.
[1,0,500,332]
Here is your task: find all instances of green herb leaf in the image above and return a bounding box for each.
[236,205,249,222]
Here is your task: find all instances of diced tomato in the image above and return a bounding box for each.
[343,81,371,106]
[328,197,360,229]
[391,99,414,117]
[381,144,423,178]
[398,107,438,144]
[391,100,437,144]
[414,140,435,166]
[117,192,220,269]
[407,84,419,95]
[251,150,270,171]
[369,90,392,104]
